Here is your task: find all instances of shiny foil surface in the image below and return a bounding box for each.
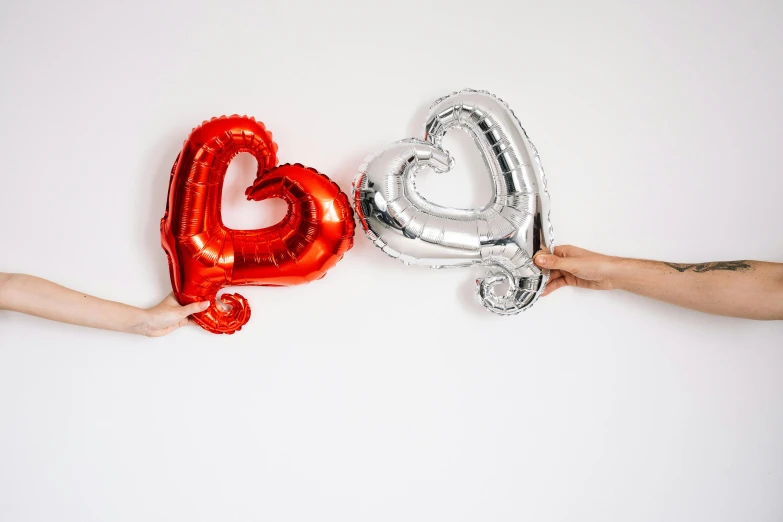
[353,89,554,314]
[161,115,355,334]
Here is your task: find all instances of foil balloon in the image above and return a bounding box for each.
[353,89,554,315]
[161,115,355,334]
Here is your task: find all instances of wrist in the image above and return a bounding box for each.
[124,307,150,335]
[0,273,11,309]
[605,256,636,291]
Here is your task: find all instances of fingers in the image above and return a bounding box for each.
[148,317,189,338]
[553,245,575,257]
[148,324,179,337]
[547,269,563,281]
[180,300,210,318]
[553,244,591,257]
[534,250,582,275]
[542,277,568,296]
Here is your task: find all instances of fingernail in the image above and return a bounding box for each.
[536,255,549,266]
[200,302,210,309]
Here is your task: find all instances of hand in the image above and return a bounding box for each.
[133,293,210,337]
[533,245,619,296]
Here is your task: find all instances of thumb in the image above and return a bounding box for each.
[534,251,582,274]
[181,301,210,317]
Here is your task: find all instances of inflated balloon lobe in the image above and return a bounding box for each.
[161,115,354,334]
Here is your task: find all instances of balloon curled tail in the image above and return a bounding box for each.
[475,247,548,315]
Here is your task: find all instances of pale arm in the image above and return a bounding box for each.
[533,246,783,320]
[0,273,209,336]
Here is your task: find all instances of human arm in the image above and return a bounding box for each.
[0,273,208,336]
[533,246,783,320]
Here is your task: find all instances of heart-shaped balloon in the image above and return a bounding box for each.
[161,115,355,334]
[353,89,554,314]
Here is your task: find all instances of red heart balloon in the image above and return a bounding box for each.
[161,115,355,334]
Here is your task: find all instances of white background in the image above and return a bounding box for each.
[1,1,782,520]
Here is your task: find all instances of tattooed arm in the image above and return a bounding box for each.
[532,246,783,320]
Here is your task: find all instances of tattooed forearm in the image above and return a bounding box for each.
[663,261,753,273]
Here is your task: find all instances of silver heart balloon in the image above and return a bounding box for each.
[353,89,555,315]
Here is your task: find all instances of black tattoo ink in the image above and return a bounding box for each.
[663,261,752,273]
